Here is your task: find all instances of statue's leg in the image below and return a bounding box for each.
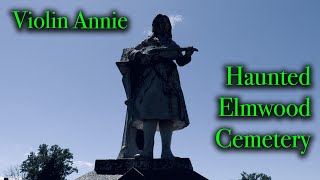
[159,120,175,160]
[136,129,144,150]
[136,119,157,159]
[118,126,140,159]
[118,110,143,159]
[126,127,140,156]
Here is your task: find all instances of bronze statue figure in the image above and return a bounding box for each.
[117,14,197,160]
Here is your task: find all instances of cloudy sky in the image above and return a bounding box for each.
[0,0,319,179]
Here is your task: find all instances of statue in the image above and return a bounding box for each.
[117,14,197,160]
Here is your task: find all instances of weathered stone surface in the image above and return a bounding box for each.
[120,168,207,180]
[75,170,122,180]
[119,168,144,180]
[95,158,193,175]
[76,158,208,180]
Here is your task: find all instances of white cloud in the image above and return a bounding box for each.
[169,15,184,28]
[74,161,94,169]
[143,30,152,36]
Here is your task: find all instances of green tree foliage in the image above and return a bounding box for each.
[240,171,272,180]
[21,144,78,180]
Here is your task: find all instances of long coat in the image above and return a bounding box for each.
[127,36,191,131]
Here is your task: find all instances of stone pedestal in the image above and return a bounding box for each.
[76,158,208,180]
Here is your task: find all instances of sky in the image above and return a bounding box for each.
[0,0,319,179]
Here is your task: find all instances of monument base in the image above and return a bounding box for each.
[76,158,208,180]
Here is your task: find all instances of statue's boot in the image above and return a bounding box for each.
[160,121,175,160]
[135,120,157,160]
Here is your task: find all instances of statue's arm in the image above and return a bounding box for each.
[174,41,192,67]
[128,40,154,65]
[176,53,191,67]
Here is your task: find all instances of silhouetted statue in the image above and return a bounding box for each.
[117,14,197,159]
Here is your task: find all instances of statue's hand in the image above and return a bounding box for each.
[185,47,195,57]
[185,46,195,57]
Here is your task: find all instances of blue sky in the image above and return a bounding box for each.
[0,0,319,179]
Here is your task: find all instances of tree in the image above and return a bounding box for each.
[21,144,78,180]
[240,171,272,180]
[3,165,26,180]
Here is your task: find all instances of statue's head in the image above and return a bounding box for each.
[152,14,172,39]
